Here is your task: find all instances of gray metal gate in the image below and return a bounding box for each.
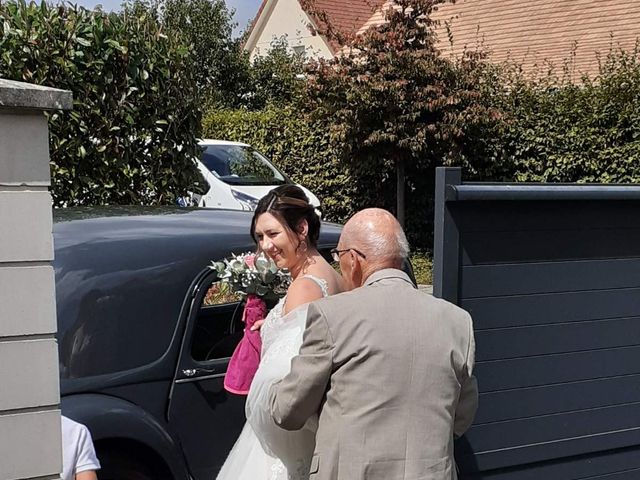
[433,167,640,479]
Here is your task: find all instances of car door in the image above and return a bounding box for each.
[167,269,247,480]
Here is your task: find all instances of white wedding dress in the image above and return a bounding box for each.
[216,275,327,480]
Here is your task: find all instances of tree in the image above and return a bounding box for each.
[248,38,306,110]
[302,0,499,227]
[161,0,306,110]
[162,0,252,108]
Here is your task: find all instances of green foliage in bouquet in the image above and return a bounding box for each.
[210,253,291,303]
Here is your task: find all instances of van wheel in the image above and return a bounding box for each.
[97,450,156,480]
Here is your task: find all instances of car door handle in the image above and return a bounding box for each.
[182,367,219,377]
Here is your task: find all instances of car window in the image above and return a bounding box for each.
[190,280,244,362]
[200,145,288,186]
[56,254,189,379]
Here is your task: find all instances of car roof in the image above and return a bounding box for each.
[198,139,250,147]
[53,206,253,238]
[53,206,342,247]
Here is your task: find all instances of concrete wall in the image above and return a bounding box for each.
[0,79,72,480]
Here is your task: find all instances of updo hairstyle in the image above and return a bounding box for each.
[250,184,320,248]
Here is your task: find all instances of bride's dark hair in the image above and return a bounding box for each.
[250,185,320,248]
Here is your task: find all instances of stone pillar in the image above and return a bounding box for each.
[0,79,72,480]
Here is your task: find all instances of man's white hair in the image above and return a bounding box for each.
[344,208,410,262]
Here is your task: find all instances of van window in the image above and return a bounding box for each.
[191,280,244,362]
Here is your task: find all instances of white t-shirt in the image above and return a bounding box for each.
[61,416,101,480]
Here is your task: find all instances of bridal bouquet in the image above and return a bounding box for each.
[210,253,290,395]
[211,252,291,303]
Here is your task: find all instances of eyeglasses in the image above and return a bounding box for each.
[330,247,367,263]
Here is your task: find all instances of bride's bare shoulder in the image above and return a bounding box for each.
[283,276,325,315]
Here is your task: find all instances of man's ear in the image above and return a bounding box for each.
[351,252,363,286]
[350,250,358,269]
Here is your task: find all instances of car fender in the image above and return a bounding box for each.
[62,393,189,480]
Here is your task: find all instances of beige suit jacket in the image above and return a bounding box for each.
[269,269,478,480]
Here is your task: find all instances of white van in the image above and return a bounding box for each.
[191,140,321,213]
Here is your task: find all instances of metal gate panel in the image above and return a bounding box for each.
[433,167,640,479]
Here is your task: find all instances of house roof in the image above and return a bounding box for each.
[429,0,640,80]
[357,0,393,34]
[243,0,271,52]
[246,0,270,37]
[245,0,640,78]
[309,0,385,37]
[245,0,385,54]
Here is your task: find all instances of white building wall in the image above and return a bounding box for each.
[250,0,334,61]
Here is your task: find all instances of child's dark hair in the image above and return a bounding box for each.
[250,185,320,248]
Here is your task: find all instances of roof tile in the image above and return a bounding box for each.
[310,0,386,35]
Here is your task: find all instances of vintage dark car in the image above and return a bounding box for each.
[54,207,343,480]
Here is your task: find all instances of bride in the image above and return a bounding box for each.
[216,185,343,480]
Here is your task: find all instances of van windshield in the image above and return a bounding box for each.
[200,144,289,186]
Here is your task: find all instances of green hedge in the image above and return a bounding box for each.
[485,50,640,183]
[410,251,433,285]
[202,107,358,223]
[0,0,203,206]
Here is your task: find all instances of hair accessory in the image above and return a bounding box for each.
[275,196,310,208]
[265,194,277,211]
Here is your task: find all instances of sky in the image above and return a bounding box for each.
[72,0,262,36]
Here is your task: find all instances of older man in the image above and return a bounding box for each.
[268,208,478,480]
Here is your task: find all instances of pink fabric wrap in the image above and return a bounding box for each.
[224,294,265,395]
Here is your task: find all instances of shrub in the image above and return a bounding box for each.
[244,38,307,110]
[208,35,640,251]
[301,0,502,248]
[0,0,204,206]
[483,47,640,184]
[410,251,433,285]
[162,0,252,109]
